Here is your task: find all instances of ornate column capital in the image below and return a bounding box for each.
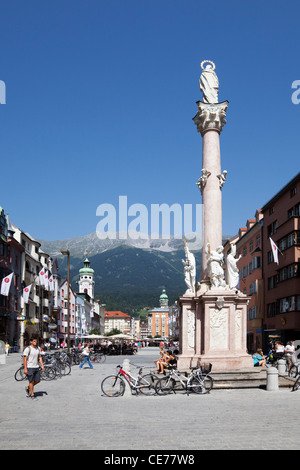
[193,100,229,135]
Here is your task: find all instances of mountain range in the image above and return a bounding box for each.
[38,232,204,314]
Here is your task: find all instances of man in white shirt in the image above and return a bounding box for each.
[285,340,296,372]
[23,337,45,400]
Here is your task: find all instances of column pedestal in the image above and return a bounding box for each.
[177,287,253,371]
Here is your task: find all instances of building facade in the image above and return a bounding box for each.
[148,289,169,339]
[261,172,300,347]
[104,311,131,335]
[226,173,300,353]
[234,212,264,353]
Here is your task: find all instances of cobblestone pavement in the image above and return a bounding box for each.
[0,348,299,450]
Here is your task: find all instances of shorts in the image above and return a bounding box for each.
[27,368,41,383]
[287,355,296,366]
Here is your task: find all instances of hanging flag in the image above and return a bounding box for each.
[269,237,279,264]
[1,273,14,296]
[48,275,55,292]
[39,267,46,286]
[23,284,32,304]
[90,308,94,318]
[44,270,49,290]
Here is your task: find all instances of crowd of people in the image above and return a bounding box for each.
[252,339,298,371]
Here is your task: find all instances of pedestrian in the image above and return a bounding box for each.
[252,348,266,367]
[23,337,45,401]
[285,340,296,372]
[5,341,10,356]
[274,340,285,359]
[79,343,93,369]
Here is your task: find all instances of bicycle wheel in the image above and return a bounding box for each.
[93,354,106,363]
[138,374,157,395]
[98,354,106,363]
[155,376,176,395]
[44,366,56,380]
[289,365,298,378]
[292,375,300,392]
[188,375,213,394]
[60,363,71,376]
[101,375,125,397]
[14,366,26,381]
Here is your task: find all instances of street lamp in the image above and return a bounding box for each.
[60,249,70,353]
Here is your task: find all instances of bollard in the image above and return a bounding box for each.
[266,366,278,391]
[277,359,286,375]
[122,359,131,397]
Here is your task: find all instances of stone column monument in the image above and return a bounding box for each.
[177,61,253,371]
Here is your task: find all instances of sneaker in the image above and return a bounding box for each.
[30,396,39,401]
[25,386,30,397]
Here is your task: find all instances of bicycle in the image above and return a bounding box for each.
[291,372,300,392]
[86,352,106,364]
[14,365,56,381]
[101,365,157,397]
[266,354,299,378]
[155,363,213,395]
[14,365,26,381]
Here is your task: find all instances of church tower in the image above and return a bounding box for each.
[78,254,94,299]
[159,289,169,308]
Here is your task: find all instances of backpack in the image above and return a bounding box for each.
[23,345,41,361]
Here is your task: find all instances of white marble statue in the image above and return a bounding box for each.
[199,60,219,104]
[196,168,211,195]
[226,244,241,290]
[217,170,227,189]
[206,243,226,288]
[182,240,196,295]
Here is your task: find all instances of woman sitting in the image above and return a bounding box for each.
[155,350,176,374]
[252,348,266,367]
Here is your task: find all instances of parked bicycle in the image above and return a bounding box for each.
[155,363,213,395]
[291,372,300,392]
[265,355,299,378]
[84,352,106,364]
[101,365,157,397]
[14,364,56,381]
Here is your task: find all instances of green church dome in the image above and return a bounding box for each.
[79,257,94,275]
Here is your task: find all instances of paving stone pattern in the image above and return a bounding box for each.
[0,348,299,450]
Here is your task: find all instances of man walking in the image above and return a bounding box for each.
[23,337,45,400]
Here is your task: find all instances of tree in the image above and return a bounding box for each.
[105,328,122,337]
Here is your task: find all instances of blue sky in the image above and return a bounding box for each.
[1,0,299,241]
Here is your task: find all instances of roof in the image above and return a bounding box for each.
[105,311,131,319]
[261,172,300,212]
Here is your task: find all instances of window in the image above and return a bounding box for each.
[268,220,278,237]
[267,303,277,318]
[280,296,296,313]
[250,281,257,295]
[268,275,278,290]
[252,256,261,270]
[256,234,260,247]
[278,263,298,282]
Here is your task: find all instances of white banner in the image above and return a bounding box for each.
[23,284,32,304]
[44,270,49,290]
[1,273,14,296]
[39,267,46,286]
[269,237,279,264]
[48,275,55,292]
